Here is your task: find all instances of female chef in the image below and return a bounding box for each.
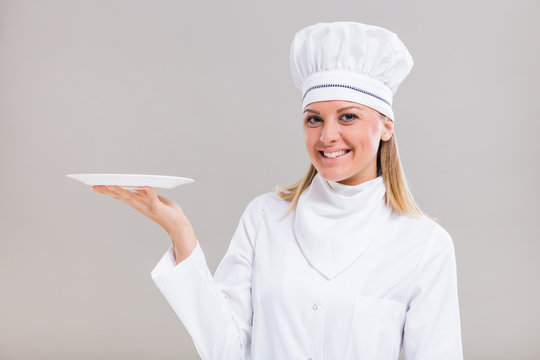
[92,21,463,360]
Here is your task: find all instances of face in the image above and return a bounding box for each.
[303,100,394,186]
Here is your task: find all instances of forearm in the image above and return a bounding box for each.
[168,216,197,265]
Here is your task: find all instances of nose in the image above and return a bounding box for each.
[320,120,340,144]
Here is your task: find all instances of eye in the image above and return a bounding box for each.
[306,116,322,125]
[340,113,358,122]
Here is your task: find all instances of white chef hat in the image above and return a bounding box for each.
[289,21,414,121]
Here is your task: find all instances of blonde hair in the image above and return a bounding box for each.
[274,113,438,223]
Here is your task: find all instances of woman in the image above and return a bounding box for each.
[92,21,463,359]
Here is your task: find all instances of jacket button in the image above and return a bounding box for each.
[313,304,318,310]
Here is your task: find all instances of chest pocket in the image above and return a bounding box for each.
[344,295,406,360]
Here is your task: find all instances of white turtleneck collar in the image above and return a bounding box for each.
[292,172,392,280]
[326,175,384,196]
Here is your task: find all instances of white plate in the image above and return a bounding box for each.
[66,173,194,190]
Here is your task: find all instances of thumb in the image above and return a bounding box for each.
[157,195,175,207]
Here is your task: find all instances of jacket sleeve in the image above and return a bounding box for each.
[150,196,263,360]
[402,224,464,360]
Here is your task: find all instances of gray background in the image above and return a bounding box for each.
[1,0,539,359]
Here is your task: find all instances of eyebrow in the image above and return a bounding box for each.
[303,106,366,115]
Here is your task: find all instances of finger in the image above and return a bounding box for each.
[134,188,147,199]
[108,186,157,212]
[92,185,155,220]
[92,185,119,198]
[99,185,137,204]
[106,185,137,200]
[143,186,163,210]
[126,186,156,205]
[143,186,159,201]
[116,186,150,205]
[138,188,169,211]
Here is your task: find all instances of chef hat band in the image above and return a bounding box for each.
[290,21,414,122]
[301,70,394,120]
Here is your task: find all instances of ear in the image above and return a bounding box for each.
[380,117,394,141]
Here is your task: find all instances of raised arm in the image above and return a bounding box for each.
[151,196,263,360]
[91,184,262,359]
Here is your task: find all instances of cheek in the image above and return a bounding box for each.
[355,127,380,153]
[304,128,318,150]
[366,134,380,151]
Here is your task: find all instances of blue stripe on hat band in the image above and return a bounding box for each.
[302,83,391,106]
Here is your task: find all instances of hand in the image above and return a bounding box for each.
[91,185,197,261]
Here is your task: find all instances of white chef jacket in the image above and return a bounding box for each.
[151,173,463,360]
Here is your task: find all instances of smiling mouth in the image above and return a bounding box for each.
[319,149,351,159]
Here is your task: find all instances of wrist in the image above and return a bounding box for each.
[168,220,197,246]
[172,236,197,264]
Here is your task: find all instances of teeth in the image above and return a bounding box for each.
[323,150,347,158]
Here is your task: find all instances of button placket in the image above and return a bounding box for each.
[317,280,332,358]
[307,299,324,360]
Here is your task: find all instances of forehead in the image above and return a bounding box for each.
[303,100,373,113]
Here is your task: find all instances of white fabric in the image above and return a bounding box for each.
[151,175,463,360]
[294,174,391,280]
[289,21,414,121]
